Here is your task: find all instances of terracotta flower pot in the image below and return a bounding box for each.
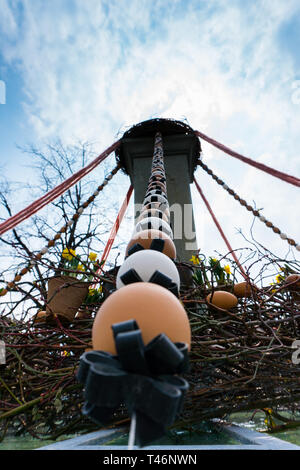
[46,276,89,323]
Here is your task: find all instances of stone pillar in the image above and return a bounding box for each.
[118,122,200,262]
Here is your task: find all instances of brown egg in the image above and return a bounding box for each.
[34,311,47,323]
[285,274,300,289]
[150,175,165,183]
[233,282,256,298]
[92,283,191,355]
[206,291,238,310]
[126,229,176,259]
[152,166,164,171]
[147,187,167,195]
[152,166,164,172]
[76,309,91,319]
[148,181,166,191]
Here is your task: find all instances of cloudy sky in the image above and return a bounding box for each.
[0,0,299,279]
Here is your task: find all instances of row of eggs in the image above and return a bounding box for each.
[129,150,177,289]
[92,138,261,355]
[137,155,173,238]
[92,142,192,354]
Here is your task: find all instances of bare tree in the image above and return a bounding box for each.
[0,140,125,320]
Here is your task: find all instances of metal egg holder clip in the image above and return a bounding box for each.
[77,132,190,448]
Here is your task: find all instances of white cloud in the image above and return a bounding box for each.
[0,0,299,270]
[0,0,18,38]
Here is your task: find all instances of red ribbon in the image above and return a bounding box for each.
[92,184,133,286]
[194,177,248,280]
[0,140,120,236]
[195,130,300,188]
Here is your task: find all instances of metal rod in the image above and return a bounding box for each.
[127,412,136,450]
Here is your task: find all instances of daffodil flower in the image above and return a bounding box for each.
[190,255,200,265]
[77,264,85,272]
[89,252,98,262]
[224,265,231,275]
[62,248,76,261]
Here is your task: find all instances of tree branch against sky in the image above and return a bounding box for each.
[0,141,130,319]
[0,0,299,263]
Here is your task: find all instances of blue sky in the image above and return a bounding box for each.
[0,0,299,274]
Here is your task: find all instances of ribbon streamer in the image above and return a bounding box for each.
[76,319,189,447]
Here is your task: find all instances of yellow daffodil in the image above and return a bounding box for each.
[89,252,98,262]
[269,282,276,293]
[224,265,231,275]
[211,258,217,263]
[77,264,85,272]
[190,255,200,265]
[62,248,76,261]
[275,274,284,283]
[88,288,96,296]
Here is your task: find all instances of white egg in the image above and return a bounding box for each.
[143,193,168,206]
[145,189,167,198]
[116,249,180,295]
[137,209,169,223]
[142,202,170,219]
[133,216,173,238]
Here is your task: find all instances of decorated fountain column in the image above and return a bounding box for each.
[117,118,200,262]
[77,124,192,447]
